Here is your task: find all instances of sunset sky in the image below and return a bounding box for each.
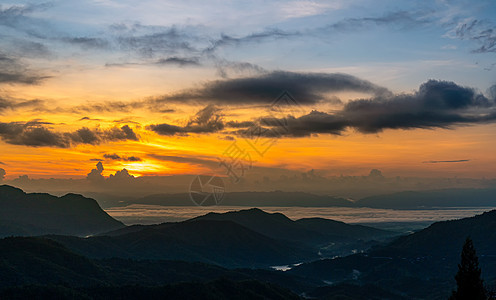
[1,0,496,182]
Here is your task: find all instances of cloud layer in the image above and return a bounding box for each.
[157,71,389,105]
[149,79,496,138]
[0,123,138,147]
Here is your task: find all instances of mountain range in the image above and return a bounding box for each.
[0,185,124,237]
[2,185,496,299]
[85,188,496,210]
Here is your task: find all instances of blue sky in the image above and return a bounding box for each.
[1,0,495,91]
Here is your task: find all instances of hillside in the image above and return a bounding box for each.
[290,209,496,299]
[0,185,124,237]
[0,236,312,298]
[102,208,396,258]
[46,219,317,268]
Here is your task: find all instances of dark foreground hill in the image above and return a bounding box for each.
[0,236,308,299]
[0,185,124,237]
[290,209,496,299]
[0,279,302,300]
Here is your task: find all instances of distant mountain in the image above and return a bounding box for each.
[356,188,496,209]
[289,209,496,299]
[0,185,124,237]
[47,218,317,268]
[132,191,354,207]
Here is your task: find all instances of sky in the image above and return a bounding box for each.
[1,0,496,193]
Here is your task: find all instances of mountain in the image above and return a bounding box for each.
[0,278,302,300]
[46,218,318,268]
[295,217,393,241]
[289,209,496,299]
[0,185,124,237]
[131,191,354,207]
[356,188,496,209]
[0,236,312,298]
[374,209,496,257]
[192,208,395,256]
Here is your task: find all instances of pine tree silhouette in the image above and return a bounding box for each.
[450,237,486,300]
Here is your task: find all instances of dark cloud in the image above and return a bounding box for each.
[232,80,496,137]
[87,161,104,182]
[148,153,219,168]
[0,168,5,181]
[340,80,495,133]
[158,71,389,105]
[423,159,470,164]
[115,26,196,58]
[0,97,45,113]
[70,100,145,113]
[147,104,223,136]
[156,56,200,66]
[0,122,69,147]
[204,28,297,53]
[13,39,51,57]
[214,59,266,78]
[103,153,142,162]
[62,37,109,49]
[454,19,496,53]
[0,53,48,84]
[0,122,139,147]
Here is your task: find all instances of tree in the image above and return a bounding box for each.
[450,237,486,300]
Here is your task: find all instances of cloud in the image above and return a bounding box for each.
[423,159,470,164]
[115,25,197,58]
[87,161,104,182]
[103,153,142,162]
[213,59,267,78]
[157,71,389,105]
[147,104,223,136]
[233,80,496,137]
[0,53,49,84]
[321,10,430,33]
[156,56,200,66]
[451,19,496,53]
[148,153,219,168]
[62,37,110,49]
[204,28,297,53]
[147,79,496,138]
[0,123,139,147]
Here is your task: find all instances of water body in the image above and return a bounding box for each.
[105,205,496,232]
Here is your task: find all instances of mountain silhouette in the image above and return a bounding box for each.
[193,208,394,246]
[46,218,317,268]
[0,236,312,298]
[0,185,124,237]
[290,209,496,299]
